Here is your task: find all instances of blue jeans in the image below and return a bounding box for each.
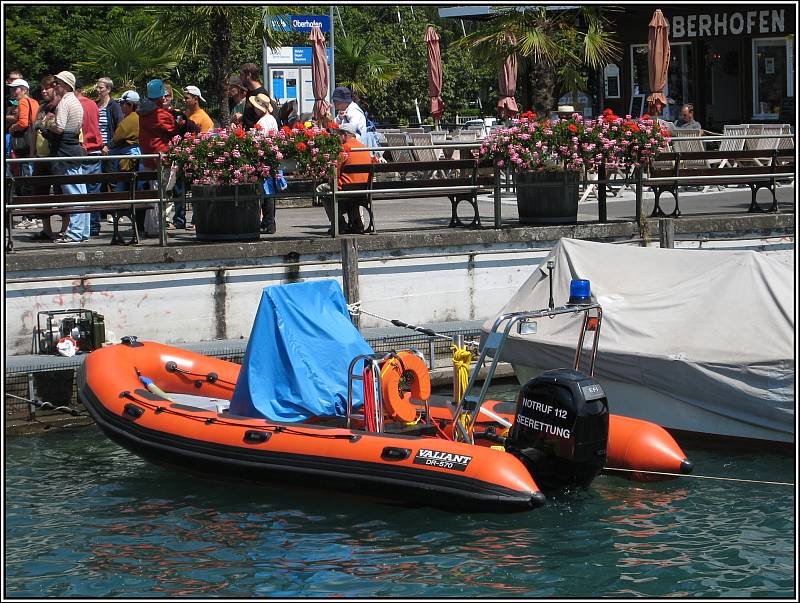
[111,146,146,192]
[57,161,90,241]
[83,156,103,236]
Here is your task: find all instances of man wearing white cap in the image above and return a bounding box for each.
[182,85,213,132]
[109,90,143,193]
[41,70,91,243]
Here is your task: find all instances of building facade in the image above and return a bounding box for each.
[606,4,795,131]
[439,4,795,131]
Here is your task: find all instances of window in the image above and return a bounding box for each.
[630,42,694,121]
[752,37,794,120]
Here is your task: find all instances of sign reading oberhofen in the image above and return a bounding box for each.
[671,9,785,39]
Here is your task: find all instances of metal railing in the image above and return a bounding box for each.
[5,153,168,245]
[4,133,795,248]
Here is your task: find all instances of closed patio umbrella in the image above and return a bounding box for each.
[425,25,445,126]
[646,9,670,115]
[309,25,330,125]
[497,35,519,120]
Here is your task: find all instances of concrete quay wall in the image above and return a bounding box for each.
[5,214,794,356]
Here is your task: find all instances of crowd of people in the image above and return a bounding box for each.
[5,62,377,242]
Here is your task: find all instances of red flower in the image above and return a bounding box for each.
[602,108,615,117]
[234,128,245,139]
[296,142,308,152]
[641,113,651,120]
[253,123,263,130]
[567,123,578,133]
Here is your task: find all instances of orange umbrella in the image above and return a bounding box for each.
[309,25,330,124]
[496,34,519,120]
[646,9,670,114]
[425,26,445,121]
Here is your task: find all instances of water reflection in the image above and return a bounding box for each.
[5,426,795,598]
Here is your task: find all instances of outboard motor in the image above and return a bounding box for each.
[505,368,608,491]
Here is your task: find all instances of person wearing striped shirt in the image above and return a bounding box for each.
[42,70,90,243]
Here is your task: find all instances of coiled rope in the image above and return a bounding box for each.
[451,343,474,440]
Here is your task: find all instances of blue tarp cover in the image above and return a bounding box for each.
[229,280,374,422]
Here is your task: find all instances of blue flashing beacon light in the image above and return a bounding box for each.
[567,279,592,306]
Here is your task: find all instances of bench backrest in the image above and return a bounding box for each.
[777,124,794,150]
[743,124,766,152]
[384,132,415,163]
[671,129,707,168]
[409,133,438,162]
[720,124,747,153]
[455,130,478,143]
[430,130,448,144]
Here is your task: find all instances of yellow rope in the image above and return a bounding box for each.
[451,344,473,439]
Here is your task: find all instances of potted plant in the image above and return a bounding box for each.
[167,126,284,240]
[479,109,670,224]
[274,122,342,183]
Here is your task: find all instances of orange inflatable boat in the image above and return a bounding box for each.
[78,336,692,512]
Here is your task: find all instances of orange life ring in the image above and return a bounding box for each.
[380,351,431,423]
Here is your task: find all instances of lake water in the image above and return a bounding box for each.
[4,382,796,598]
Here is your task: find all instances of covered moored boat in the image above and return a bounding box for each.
[488,238,795,446]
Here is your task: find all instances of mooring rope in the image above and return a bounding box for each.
[348,301,476,343]
[6,392,89,418]
[605,466,794,487]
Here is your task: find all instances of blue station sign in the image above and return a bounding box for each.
[270,15,331,33]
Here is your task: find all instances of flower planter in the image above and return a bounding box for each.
[192,184,262,241]
[515,171,580,225]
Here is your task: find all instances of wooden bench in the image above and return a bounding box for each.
[324,158,494,235]
[5,170,158,250]
[644,148,795,217]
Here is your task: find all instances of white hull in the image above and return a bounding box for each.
[513,363,793,444]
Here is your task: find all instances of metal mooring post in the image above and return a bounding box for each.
[659,218,675,248]
[428,338,436,370]
[27,372,36,420]
[341,238,360,329]
[635,167,643,223]
[598,161,607,222]
[494,165,502,228]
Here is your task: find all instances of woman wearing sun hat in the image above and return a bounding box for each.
[249,93,278,133]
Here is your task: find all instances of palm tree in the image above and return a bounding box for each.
[455,6,620,113]
[75,23,183,91]
[151,6,292,126]
[333,34,400,99]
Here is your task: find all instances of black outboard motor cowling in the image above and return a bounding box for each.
[505,368,609,491]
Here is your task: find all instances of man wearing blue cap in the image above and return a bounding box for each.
[332,86,367,144]
[136,78,182,237]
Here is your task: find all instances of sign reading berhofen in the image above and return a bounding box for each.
[671,9,785,39]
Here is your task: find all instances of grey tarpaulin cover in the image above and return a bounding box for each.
[484,238,794,439]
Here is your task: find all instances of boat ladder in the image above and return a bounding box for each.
[451,302,603,444]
